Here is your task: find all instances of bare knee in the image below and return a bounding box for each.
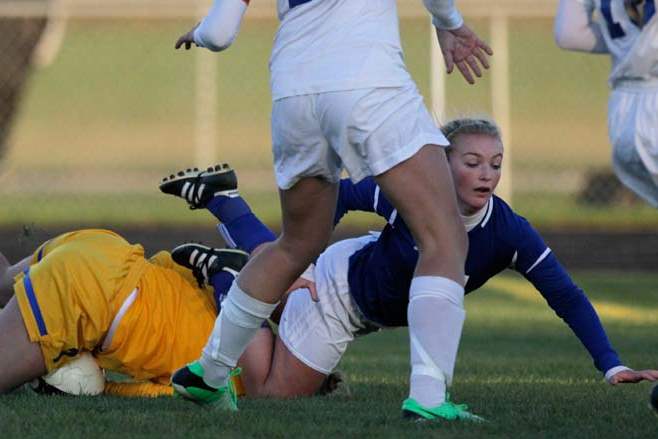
[277,231,330,268]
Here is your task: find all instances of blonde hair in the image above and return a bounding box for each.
[441,118,501,152]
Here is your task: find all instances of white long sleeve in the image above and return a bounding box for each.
[193,0,249,52]
[423,0,464,30]
[554,0,608,53]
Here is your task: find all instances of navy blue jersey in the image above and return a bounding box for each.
[335,178,622,373]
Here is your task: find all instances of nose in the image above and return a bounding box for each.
[479,167,493,181]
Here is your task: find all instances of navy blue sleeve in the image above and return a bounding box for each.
[334,177,396,225]
[514,219,622,373]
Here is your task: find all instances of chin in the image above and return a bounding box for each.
[466,199,488,213]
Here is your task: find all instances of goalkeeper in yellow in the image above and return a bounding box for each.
[0,166,251,397]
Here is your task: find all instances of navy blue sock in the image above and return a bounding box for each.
[210,270,234,310]
[207,195,276,253]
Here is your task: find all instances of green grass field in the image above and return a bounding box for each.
[1,272,656,438]
[2,17,658,228]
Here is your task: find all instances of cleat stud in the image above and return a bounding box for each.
[178,171,185,176]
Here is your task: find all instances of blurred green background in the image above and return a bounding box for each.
[2,16,657,228]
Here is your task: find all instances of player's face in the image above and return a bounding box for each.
[447,133,503,215]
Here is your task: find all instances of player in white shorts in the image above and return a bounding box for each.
[554,0,658,207]
[173,0,493,416]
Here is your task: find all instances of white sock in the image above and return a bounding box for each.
[407,276,465,407]
[200,281,278,387]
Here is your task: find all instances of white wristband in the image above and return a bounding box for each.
[604,365,631,383]
[423,0,464,30]
[431,10,464,30]
[193,0,248,51]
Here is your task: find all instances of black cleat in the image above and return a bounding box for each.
[159,163,238,209]
[171,243,248,288]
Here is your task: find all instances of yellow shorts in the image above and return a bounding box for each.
[96,251,218,384]
[14,229,147,372]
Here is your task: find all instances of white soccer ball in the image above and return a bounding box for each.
[36,352,105,396]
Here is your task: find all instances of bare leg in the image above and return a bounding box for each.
[237,177,338,303]
[0,296,46,393]
[238,328,325,398]
[0,255,31,307]
[374,145,467,282]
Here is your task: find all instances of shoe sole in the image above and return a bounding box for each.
[171,244,249,270]
[160,163,234,187]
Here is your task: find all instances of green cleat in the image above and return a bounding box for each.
[171,361,240,410]
[402,397,485,423]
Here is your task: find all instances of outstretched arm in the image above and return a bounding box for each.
[175,0,249,51]
[517,222,656,383]
[554,0,608,53]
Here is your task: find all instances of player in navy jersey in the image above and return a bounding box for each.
[161,118,658,421]
[554,0,658,206]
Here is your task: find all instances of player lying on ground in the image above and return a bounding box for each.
[0,225,251,397]
[554,0,658,206]
[159,118,658,420]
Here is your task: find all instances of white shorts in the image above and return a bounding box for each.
[278,235,379,374]
[271,82,448,190]
[608,84,658,207]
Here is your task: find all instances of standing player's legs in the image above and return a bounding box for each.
[197,177,338,390]
[376,146,468,410]
[334,84,468,410]
[0,296,47,393]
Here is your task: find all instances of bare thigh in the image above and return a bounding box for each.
[238,327,326,398]
[0,296,46,393]
[237,177,338,303]
[375,145,467,282]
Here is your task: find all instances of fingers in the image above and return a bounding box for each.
[611,370,658,385]
[473,46,491,69]
[309,283,319,302]
[456,60,475,84]
[442,49,455,74]
[478,39,494,56]
[639,370,658,382]
[466,55,482,78]
[175,35,187,50]
[175,33,194,50]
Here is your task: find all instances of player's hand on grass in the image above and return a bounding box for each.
[175,24,200,50]
[435,24,493,84]
[608,369,658,385]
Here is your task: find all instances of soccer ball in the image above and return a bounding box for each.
[30,352,105,396]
